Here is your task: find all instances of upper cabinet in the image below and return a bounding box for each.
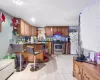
[20,19,25,35]
[53,27,58,33]
[61,27,69,36]
[45,27,53,36]
[31,26,37,36]
[57,27,62,32]
[0,21,2,32]
[17,18,37,36]
[24,22,29,36]
[45,26,69,37]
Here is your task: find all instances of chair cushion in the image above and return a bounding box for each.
[0,59,14,71]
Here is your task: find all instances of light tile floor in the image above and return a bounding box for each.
[8,55,77,80]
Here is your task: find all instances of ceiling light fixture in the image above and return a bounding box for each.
[13,0,24,5]
[31,18,36,22]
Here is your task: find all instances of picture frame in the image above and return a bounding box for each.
[89,52,95,62]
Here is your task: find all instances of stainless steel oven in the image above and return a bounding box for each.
[54,43,63,51]
[54,43,65,55]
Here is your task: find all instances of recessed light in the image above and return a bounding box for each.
[13,0,24,5]
[31,18,36,22]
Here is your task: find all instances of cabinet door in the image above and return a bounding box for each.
[34,27,37,36]
[83,69,95,80]
[61,27,69,36]
[74,63,82,80]
[65,27,69,36]
[57,27,62,32]
[24,23,29,36]
[53,27,58,33]
[0,21,2,32]
[31,27,36,36]
[29,25,32,36]
[61,27,65,36]
[27,24,30,36]
[20,20,25,35]
[31,27,34,36]
[45,27,53,36]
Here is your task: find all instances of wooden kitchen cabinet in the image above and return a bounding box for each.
[0,21,2,32]
[31,26,36,36]
[45,26,69,37]
[23,43,44,62]
[73,57,99,80]
[66,27,69,36]
[18,18,37,36]
[45,27,53,36]
[61,27,69,36]
[20,20,25,35]
[82,69,95,80]
[34,27,37,36]
[24,22,29,36]
[53,27,58,33]
[74,61,82,80]
[27,23,32,36]
[57,27,62,32]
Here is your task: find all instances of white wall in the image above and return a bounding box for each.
[80,1,100,52]
[0,10,13,59]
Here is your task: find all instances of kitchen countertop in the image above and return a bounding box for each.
[10,41,69,45]
[24,42,46,44]
[10,42,46,45]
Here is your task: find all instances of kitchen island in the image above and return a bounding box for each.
[12,42,45,62]
[24,42,45,62]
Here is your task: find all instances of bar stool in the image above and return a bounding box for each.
[26,46,40,71]
[12,44,24,72]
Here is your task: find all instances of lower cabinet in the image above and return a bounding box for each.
[74,62,82,80]
[82,69,96,80]
[73,57,99,80]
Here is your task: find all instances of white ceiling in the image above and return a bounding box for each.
[0,0,96,27]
